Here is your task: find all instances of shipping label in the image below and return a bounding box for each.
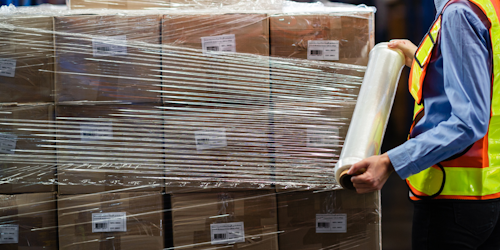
[307,127,340,148]
[0,58,16,77]
[93,35,128,57]
[316,214,347,233]
[195,128,227,150]
[0,225,19,244]
[0,133,17,154]
[201,34,236,55]
[92,212,127,233]
[210,222,245,245]
[307,40,339,61]
[80,122,113,141]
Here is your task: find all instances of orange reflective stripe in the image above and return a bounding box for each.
[409,62,425,103]
[410,192,500,201]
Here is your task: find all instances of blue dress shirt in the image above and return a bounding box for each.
[387,1,492,179]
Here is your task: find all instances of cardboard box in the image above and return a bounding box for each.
[171,191,278,249]
[56,103,164,194]
[0,16,54,103]
[277,190,380,250]
[58,192,164,250]
[54,15,162,103]
[0,192,58,250]
[0,104,56,194]
[161,14,270,106]
[270,12,370,106]
[270,13,374,66]
[163,105,273,192]
[68,0,171,10]
[272,102,356,191]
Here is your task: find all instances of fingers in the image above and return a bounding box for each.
[351,173,377,194]
[347,160,368,175]
[346,154,394,194]
[387,39,417,67]
[387,39,405,48]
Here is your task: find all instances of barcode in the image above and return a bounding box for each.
[310,50,322,55]
[95,223,107,229]
[206,46,219,51]
[196,138,210,145]
[309,138,322,144]
[214,233,227,239]
[317,222,330,228]
[96,47,111,52]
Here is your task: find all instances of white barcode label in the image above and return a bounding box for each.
[201,34,236,55]
[0,58,16,77]
[210,222,245,245]
[307,127,339,148]
[0,133,17,154]
[307,40,339,61]
[316,214,347,233]
[195,128,227,150]
[92,212,127,233]
[0,225,19,244]
[80,123,113,141]
[93,35,128,57]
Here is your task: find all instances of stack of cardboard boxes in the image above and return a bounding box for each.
[268,12,380,250]
[161,13,280,249]
[0,6,380,250]
[53,14,165,250]
[0,15,58,250]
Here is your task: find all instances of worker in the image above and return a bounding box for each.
[347,0,500,248]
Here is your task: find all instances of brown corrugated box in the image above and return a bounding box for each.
[0,104,56,194]
[269,12,369,106]
[0,16,54,103]
[54,15,162,103]
[0,192,58,250]
[58,192,164,250]
[272,102,356,191]
[277,190,380,250]
[56,103,164,194]
[171,191,278,249]
[270,13,374,65]
[163,105,273,193]
[161,14,270,106]
[68,0,170,10]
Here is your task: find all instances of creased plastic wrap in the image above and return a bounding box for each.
[0,2,381,250]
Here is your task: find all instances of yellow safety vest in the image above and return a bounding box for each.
[406,0,500,200]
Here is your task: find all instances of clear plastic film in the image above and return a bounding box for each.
[0,2,381,250]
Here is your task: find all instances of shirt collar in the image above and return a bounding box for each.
[435,0,448,14]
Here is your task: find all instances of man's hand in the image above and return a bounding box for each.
[347,153,395,194]
[388,39,417,67]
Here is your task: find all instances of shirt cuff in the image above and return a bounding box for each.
[387,144,419,179]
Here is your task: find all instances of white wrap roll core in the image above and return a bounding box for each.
[335,42,405,189]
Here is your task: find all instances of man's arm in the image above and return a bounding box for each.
[348,5,491,193]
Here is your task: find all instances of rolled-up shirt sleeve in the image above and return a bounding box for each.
[387,5,491,179]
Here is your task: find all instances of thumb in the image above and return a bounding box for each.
[347,160,368,176]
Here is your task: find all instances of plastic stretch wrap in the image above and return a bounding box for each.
[0,3,381,250]
[335,43,405,188]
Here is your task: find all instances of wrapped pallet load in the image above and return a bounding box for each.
[0,2,381,250]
